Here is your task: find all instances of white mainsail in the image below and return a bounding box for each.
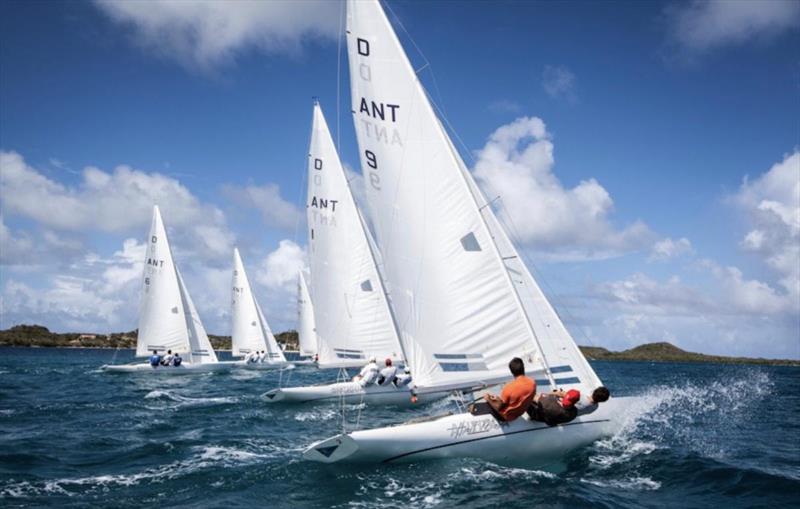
[137,205,218,365]
[346,0,599,392]
[306,102,403,367]
[231,248,285,362]
[297,270,317,357]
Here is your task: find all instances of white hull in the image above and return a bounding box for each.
[103,359,294,373]
[263,377,499,406]
[303,396,638,468]
[264,381,445,406]
[102,361,238,374]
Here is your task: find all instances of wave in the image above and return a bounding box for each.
[143,390,238,408]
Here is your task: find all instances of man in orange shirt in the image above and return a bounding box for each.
[483,357,537,422]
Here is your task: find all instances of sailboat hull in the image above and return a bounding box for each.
[236,360,295,370]
[303,396,638,468]
[102,361,239,374]
[263,381,450,406]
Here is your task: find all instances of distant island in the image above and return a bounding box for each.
[1,324,797,367]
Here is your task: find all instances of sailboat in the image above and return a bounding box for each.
[104,206,231,373]
[230,248,294,370]
[303,0,639,465]
[265,102,458,404]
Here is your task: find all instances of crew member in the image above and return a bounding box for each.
[173,352,183,367]
[393,367,412,388]
[149,350,161,368]
[353,357,379,386]
[528,388,582,426]
[483,357,536,422]
[161,349,174,366]
[377,358,397,386]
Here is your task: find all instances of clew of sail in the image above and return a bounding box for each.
[346,0,601,391]
[297,271,318,357]
[136,206,192,358]
[306,102,403,367]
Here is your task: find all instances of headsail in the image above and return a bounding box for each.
[346,0,600,392]
[306,102,403,367]
[231,248,286,362]
[176,265,219,364]
[297,270,317,357]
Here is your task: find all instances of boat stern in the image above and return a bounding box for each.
[303,434,359,463]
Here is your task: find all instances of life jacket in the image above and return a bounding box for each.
[149,355,160,367]
[173,356,182,367]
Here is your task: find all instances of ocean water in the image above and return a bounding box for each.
[1,347,798,508]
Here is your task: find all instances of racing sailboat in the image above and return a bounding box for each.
[230,248,293,370]
[265,102,434,403]
[304,0,638,465]
[103,206,229,373]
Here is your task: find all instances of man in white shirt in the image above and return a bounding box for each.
[258,350,268,363]
[353,357,379,386]
[161,349,174,366]
[393,367,412,388]
[244,351,257,363]
[377,358,398,386]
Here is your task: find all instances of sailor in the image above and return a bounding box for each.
[527,388,581,426]
[149,350,161,367]
[161,349,174,366]
[483,357,536,422]
[173,352,182,367]
[377,358,398,386]
[353,356,379,386]
[258,350,268,363]
[572,386,609,416]
[393,367,412,388]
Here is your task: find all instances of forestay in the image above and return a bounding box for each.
[297,271,317,357]
[306,103,403,367]
[346,0,601,391]
[231,248,286,362]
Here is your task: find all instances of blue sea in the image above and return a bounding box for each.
[1,347,798,508]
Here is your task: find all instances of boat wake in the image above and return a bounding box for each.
[143,390,238,408]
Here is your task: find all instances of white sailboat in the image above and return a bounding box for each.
[104,206,230,373]
[303,0,638,465]
[230,248,293,370]
[265,102,433,403]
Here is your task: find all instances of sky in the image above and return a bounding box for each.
[0,0,798,359]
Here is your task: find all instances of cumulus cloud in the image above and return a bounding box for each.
[542,65,576,102]
[665,0,800,54]
[256,240,306,291]
[731,150,800,306]
[472,117,653,258]
[222,183,300,230]
[93,0,340,70]
[0,215,85,266]
[0,150,234,262]
[649,237,693,262]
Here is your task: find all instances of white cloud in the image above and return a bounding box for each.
[542,65,576,102]
[93,0,340,70]
[472,117,653,258]
[731,150,800,306]
[0,215,85,266]
[649,237,693,261]
[222,183,300,230]
[0,150,233,262]
[666,0,800,54]
[256,240,305,291]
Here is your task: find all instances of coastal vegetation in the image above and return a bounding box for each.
[1,324,796,366]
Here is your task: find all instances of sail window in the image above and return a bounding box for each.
[460,232,481,252]
[361,279,373,292]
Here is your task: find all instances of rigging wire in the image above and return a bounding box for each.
[384,0,599,351]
